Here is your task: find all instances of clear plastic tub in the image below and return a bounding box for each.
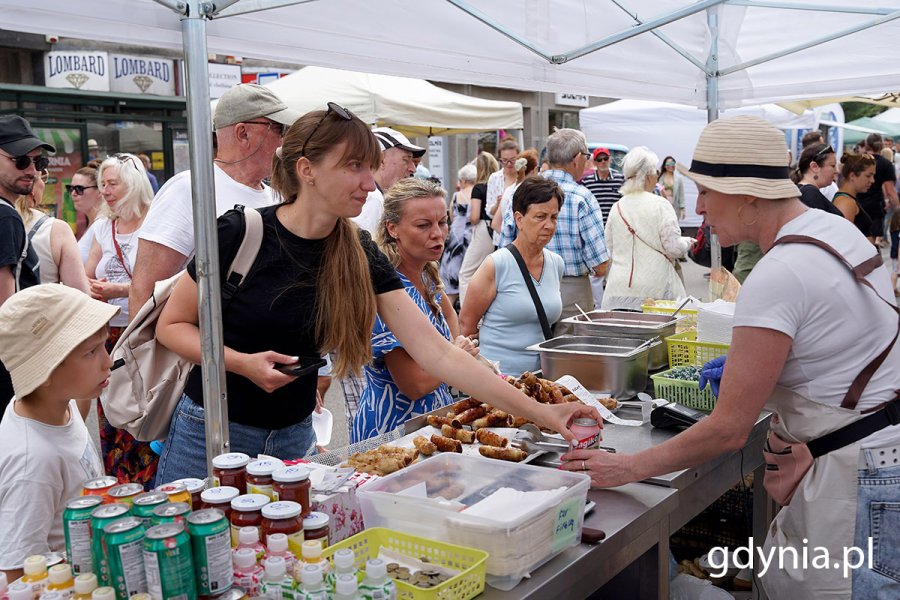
[356,453,590,590]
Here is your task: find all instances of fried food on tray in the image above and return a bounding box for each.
[597,395,618,410]
[430,434,462,453]
[471,410,511,429]
[346,445,418,476]
[426,415,460,429]
[450,398,483,414]
[475,428,508,448]
[454,405,487,425]
[412,435,437,456]
[478,445,528,462]
[440,424,475,443]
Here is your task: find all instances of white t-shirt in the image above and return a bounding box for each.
[0,400,103,570]
[486,171,510,245]
[352,187,385,234]
[93,217,138,327]
[138,164,274,260]
[78,220,98,265]
[820,181,838,202]
[734,209,900,447]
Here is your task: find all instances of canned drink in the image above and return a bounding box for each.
[104,517,147,599]
[186,509,233,597]
[569,417,601,450]
[63,496,103,575]
[107,483,144,506]
[90,503,131,586]
[155,482,192,505]
[82,476,119,501]
[132,492,169,528]
[172,478,206,511]
[143,523,197,600]
[151,502,192,527]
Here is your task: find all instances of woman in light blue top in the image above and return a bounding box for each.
[460,177,564,376]
[352,178,479,443]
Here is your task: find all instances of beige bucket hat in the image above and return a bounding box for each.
[677,115,799,200]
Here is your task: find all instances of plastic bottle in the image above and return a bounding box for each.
[260,556,294,600]
[295,565,327,600]
[19,555,49,598]
[332,574,362,600]
[234,526,267,563]
[6,582,32,600]
[359,559,397,600]
[72,574,98,600]
[232,547,264,598]
[264,533,296,574]
[300,541,330,576]
[90,588,115,600]
[325,548,357,595]
[45,565,75,598]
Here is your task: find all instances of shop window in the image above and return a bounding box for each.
[549,110,579,133]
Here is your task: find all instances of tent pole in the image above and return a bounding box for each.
[180,0,231,476]
[706,6,723,300]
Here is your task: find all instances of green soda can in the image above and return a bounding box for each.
[132,492,168,528]
[186,509,233,597]
[151,501,191,527]
[63,495,103,575]
[143,523,197,600]
[91,503,131,586]
[104,517,147,599]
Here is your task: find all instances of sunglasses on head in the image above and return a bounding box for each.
[1,153,50,172]
[66,183,98,195]
[112,153,141,172]
[300,102,353,157]
[814,145,834,163]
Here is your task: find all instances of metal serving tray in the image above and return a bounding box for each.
[562,310,684,370]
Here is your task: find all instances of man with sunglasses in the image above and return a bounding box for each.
[580,147,624,223]
[0,114,56,413]
[129,83,298,315]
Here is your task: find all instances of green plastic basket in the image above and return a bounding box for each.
[642,300,698,331]
[665,330,729,368]
[322,527,487,600]
[651,368,718,411]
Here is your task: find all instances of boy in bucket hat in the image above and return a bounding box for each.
[0,284,117,580]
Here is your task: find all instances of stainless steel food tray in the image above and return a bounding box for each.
[562,310,683,370]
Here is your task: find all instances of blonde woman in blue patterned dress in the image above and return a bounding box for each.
[352,178,480,443]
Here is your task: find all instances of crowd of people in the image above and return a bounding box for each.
[0,84,899,597]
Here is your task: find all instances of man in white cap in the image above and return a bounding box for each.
[352,126,425,233]
[129,83,299,315]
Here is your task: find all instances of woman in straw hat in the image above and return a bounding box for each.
[562,116,900,598]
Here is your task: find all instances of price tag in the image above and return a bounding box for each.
[552,496,583,552]
[553,375,645,427]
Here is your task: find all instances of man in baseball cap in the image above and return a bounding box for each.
[353,127,426,233]
[212,83,300,130]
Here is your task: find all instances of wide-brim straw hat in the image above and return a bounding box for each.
[677,115,799,200]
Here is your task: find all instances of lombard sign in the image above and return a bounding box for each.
[554,92,589,108]
[45,51,109,91]
[110,54,176,95]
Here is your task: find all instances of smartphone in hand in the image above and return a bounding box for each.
[275,357,327,377]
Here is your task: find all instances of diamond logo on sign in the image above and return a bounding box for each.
[133,75,153,93]
[66,73,89,89]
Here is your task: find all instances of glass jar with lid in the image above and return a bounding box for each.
[261,501,304,558]
[302,511,330,549]
[211,452,251,490]
[245,459,284,500]
[229,493,269,547]
[200,486,239,520]
[272,466,311,516]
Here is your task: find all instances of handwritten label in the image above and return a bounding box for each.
[552,497,583,552]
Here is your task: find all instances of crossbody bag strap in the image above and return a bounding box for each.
[111,219,133,279]
[27,214,50,243]
[222,205,264,306]
[506,244,552,340]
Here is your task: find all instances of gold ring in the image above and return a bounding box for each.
[582,460,587,471]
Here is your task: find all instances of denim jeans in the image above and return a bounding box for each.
[155,393,317,486]
[852,451,900,598]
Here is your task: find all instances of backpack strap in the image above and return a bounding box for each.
[13,213,48,292]
[222,205,264,304]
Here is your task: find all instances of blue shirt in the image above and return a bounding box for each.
[498,169,609,277]
[351,272,454,443]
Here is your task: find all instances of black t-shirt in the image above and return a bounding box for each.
[0,199,39,289]
[184,205,403,429]
[857,154,896,209]
[472,183,489,222]
[797,184,842,216]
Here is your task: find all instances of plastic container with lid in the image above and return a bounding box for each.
[73,573,98,600]
[302,511,330,549]
[260,556,295,599]
[261,501,304,558]
[298,564,328,600]
[300,540,330,577]
[45,564,74,596]
[272,466,311,516]
[211,452,251,490]
[7,582,32,600]
[90,587,116,600]
[200,485,239,519]
[172,477,206,511]
[20,555,49,597]
[264,532,296,574]
[360,559,397,600]
[229,493,269,547]
[245,459,284,500]
[232,548,263,597]
[333,574,361,600]
[234,526,266,562]
[325,548,357,595]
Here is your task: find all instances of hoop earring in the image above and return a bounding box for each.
[737,203,760,227]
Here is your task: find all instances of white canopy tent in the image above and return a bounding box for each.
[8,0,899,467]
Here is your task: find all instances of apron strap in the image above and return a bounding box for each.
[771,234,900,411]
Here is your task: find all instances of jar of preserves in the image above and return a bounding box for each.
[272,466,311,516]
[211,453,251,490]
[173,478,206,511]
[302,511,330,549]
[229,493,269,547]
[245,459,284,500]
[261,501,304,558]
[200,486,239,520]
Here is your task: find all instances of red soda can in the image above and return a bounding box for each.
[569,418,601,450]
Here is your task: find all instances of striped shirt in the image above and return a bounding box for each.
[498,169,609,277]
[581,169,624,223]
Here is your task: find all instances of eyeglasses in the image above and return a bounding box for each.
[66,184,98,195]
[1,152,50,172]
[300,102,353,157]
[243,120,286,138]
[575,151,591,160]
[664,161,675,167]
[498,158,516,166]
[595,155,610,162]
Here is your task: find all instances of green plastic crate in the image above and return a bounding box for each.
[651,367,717,411]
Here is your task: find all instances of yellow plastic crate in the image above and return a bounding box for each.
[651,368,717,412]
[641,300,698,331]
[666,330,729,368]
[322,527,487,600]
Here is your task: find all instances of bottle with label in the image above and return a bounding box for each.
[232,548,264,598]
[359,559,397,600]
[264,533,296,575]
[20,555,50,598]
[300,541,330,578]
[89,588,115,600]
[325,548,356,595]
[296,565,327,600]
[332,574,362,600]
[45,565,75,598]
[234,526,266,563]
[6,583,31,600]
[72,574,98,600]
[259,556,294,600]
